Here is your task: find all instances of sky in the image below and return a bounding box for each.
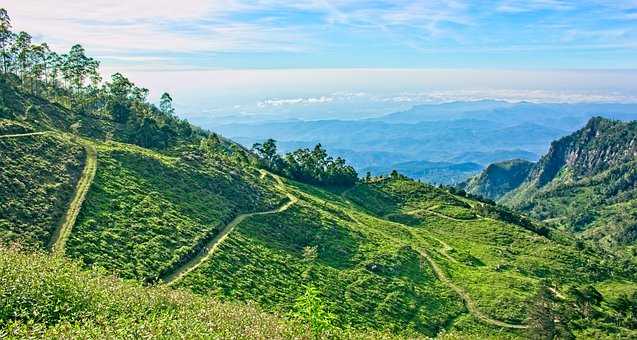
[4,1,637,118]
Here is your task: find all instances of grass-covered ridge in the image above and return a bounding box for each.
[176,175,637,338]
[65,140,284,282]
[0,129,84,249]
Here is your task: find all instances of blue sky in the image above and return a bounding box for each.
[4,1,637,116]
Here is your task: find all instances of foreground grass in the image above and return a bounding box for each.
[0,246,309,338]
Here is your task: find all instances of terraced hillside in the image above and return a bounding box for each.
[64,140,285,281]
[1,66,636,338]
[176,175,637,338]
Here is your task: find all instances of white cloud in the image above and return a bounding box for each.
[258,96,334,107]
[3,0,311,58]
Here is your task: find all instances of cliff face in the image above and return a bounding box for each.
[500,117,637,252]
[530,117,637,186]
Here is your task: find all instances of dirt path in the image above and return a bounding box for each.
[419,249,528,329]
[49,144,97,255]
[430,236,461,264]
[0,131,48,139]
[164,171,298,285]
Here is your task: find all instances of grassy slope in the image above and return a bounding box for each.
[0,246,314,338]
[358,179,637,338]
[177,178,466,338]
[177,176,637,338]
[2,79,636,337]
[0,127,84,249]
[65,140,285,281]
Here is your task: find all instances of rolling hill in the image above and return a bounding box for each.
[1,71,637,338]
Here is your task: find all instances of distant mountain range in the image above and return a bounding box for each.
[208,100,637,184]
[363,160,483,185]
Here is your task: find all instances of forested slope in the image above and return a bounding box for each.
[500,118,637,255]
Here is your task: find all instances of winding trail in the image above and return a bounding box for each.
[48,144,97,255]
[0,131,48,139]
[164,172,298,285]
[337,183,527,330]
[1,131,97,255]
[419,249,528,329]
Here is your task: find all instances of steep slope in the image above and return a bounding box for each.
[0,122,85,249]
[501,117,637,253]
[176,175,637,338]
[64,140,284,282]
[460,159,534,200]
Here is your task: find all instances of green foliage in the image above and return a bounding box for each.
[177,197,464,337]
[0,246,313,338]
[293,285,335,335]
[501,118,637,255]
[65,141,283,282]
[0,132,83,249]
[253,140,358,187]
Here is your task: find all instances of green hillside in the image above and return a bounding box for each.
[500,118,637,256]
[0,125,84,249]
[460,159,535,201]
[1,13,637,338]
[0,245,315,338]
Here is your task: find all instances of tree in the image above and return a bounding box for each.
[253,139,282,171]
[293,285,334,336]
[159,92,174,116]
[61,44,100,100]
[0,8,13,74]
[11,31,32,83]
[105,73,135,123]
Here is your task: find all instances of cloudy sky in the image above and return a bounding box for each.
[4,1,637,117]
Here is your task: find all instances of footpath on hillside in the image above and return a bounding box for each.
[0,131,49,139]
[419,249,528,329]
[48,143,97,255]
[0,131,97,254]
[163,171,299,285]
[340,183,527,330]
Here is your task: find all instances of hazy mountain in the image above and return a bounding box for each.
[450,149,539,165]
[210,101,637,184]
[378,101,637,128]
[363,160,483,185]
